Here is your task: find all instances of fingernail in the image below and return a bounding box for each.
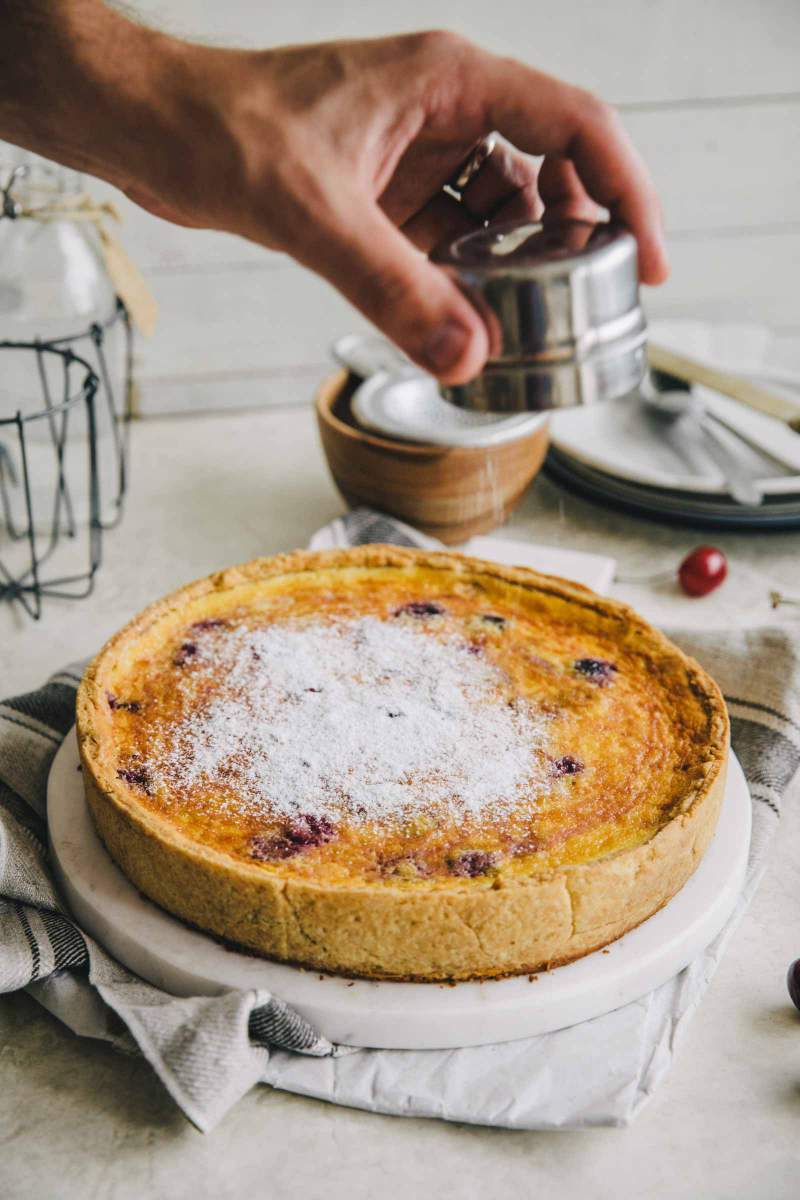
[422,320,470,375]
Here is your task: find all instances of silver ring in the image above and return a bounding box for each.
[449,134,497,193]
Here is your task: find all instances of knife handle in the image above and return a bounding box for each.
[647,343,800,433]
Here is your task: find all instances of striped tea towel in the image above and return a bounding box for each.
[1,508,798,1131]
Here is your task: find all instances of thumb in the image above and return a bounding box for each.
[298,201,489,384]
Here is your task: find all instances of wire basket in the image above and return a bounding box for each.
[50,298,134,532]
[1,153,135,619]
[0,323,130,619]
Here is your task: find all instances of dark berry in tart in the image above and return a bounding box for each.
[173,642,198,666]
[573,658,617,685]
[394,601,445,618]
[551,755,584,777]
[451,850,497,877]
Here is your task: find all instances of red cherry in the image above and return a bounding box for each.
[788,959,800,1013]
[678,546,728,598]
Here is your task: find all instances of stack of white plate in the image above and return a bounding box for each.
[547,389,800,529]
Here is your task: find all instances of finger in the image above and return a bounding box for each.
[459,135,542,221]
[401,191,478,253]
[481,57,669,283]
[300,197,488,383]
[380,138,477,226]
[401,138,543,255]
[535,155,604,225]
[483,181,543,227]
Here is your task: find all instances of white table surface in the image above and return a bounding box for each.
[2,402,800,1199]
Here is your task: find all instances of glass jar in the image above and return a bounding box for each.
[0,148,131,530]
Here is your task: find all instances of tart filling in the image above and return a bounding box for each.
[77,547,729,981]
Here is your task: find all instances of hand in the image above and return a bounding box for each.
[0,9,668,383]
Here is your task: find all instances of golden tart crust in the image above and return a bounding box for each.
[77,545,729,982]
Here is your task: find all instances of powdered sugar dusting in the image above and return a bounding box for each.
[151,616,550,826]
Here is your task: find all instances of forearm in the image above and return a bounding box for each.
[0,0,178,187]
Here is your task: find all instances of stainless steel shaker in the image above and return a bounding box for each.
[432,218,647,413]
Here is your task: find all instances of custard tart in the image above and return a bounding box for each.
[77,546,729,981]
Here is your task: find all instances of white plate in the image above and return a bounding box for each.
[550,393,800,496]
[49,730,750,1050]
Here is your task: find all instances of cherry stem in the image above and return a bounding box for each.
[770,591,800,610]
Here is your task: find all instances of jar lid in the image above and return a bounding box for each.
[432,219,647,411]
[1,156,83,220]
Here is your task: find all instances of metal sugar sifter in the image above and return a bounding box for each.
[431,217,648,414]
[339,218,647,448]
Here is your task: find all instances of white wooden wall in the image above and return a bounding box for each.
[19,2,800,411]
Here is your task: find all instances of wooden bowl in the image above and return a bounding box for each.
[316,371,549,544]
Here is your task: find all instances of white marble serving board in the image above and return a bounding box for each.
[48,730,750,1050]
